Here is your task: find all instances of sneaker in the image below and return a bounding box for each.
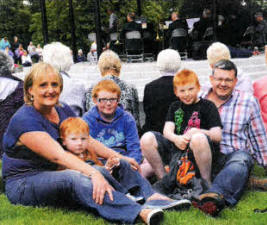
[248,176,267,191]
[126,193,145,204]
[143,199,191,211]
[139,208,164,225]
[192,192,225,217]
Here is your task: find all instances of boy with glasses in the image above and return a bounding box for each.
[83,80,142,165]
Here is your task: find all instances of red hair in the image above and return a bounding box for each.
[92,80,121,99]
[173,69,200,90]
[60,117,89,138]
[60,117,102,166]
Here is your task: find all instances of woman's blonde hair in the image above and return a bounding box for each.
[98,50,121,76]
[24,62,63,105]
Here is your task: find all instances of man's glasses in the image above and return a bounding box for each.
[213,76,234,85]
[97,98,118,104]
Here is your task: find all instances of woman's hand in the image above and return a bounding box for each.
[91,170,114,205]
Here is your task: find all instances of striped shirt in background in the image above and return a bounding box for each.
[202,89,267,167]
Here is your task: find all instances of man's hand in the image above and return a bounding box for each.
[91,170,114,205]
[173,135,190,150]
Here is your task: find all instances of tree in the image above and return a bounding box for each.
[0,0,31,47]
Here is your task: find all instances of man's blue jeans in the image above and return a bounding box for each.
[5,160,152,224]
[209,151,253,206]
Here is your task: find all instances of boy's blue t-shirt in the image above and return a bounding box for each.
[83,105,142,164]
[2,104,75,180]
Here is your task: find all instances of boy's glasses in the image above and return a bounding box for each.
[97,98,118,104]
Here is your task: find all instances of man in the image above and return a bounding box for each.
[252,12,267,50]
[167,11,188,52]
[193,59,267,217]
[192,8,213,41]
[120,12,142,40]
[107,8,118,34]
[205,42,253,94]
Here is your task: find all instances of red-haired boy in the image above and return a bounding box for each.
[141,69,223,188]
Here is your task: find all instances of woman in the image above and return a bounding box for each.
[42,42,86,116]
[0,51,24,157]
[85,50,141,131]
[2,62,187,225]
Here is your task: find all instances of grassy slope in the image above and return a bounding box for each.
[0,164,266,225]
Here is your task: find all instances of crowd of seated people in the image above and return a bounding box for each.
[97,9,266,61]
[0,33,267,225]
[0,36,42,66]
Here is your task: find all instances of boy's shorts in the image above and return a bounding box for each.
[152,131,219,171]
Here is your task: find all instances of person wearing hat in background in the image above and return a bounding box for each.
[252,12,267,50]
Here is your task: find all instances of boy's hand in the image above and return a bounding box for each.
[184,128,200,139]
[105,156,120,172]
[174,135,190,150]
[120,155,140,172]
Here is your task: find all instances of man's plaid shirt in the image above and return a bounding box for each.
[202,89,267,167]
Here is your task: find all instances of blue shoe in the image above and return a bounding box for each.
[143,199,191,211]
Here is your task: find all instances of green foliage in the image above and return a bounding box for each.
[0,191,266,225]
[143,1,168,24]
[0,0,31,47]
[0,160,266,225]
[0,0,266,56]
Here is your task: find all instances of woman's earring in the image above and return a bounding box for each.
[30,95,34,101]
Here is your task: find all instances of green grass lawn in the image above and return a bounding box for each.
[0,164,266,225]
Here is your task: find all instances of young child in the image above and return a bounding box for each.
[59,117,151,204]
[59,117,119,172]
[82,80,143,164]
[165,69,222,183]
[143,69,223,187]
